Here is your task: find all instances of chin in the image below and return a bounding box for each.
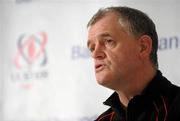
[96,77,111,86]
[95,71,113,86]
[97,80,116,90]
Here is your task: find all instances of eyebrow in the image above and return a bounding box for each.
[99,33,112,38]
[87,33,112,47]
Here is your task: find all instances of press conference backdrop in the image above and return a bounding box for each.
[0,0,180,121]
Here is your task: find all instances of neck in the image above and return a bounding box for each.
[117,66,157,108]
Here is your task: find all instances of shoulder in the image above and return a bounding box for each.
[95,108,115,121]
[167,86,180,120]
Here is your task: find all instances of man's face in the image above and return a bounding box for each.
[87,12,142,90]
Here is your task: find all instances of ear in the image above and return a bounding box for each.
[138,35,152,58]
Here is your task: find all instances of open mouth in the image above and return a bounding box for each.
[95,64,104,72]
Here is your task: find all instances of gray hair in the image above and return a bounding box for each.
[87,6,158,68]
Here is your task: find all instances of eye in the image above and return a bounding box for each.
[104,39,116,48]
[88,44,95,53]
[105,39,113,44]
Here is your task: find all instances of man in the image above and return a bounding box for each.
[87,6,180,121]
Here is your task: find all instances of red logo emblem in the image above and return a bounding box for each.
[14,32,48,69]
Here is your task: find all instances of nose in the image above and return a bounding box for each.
[91,43,106,59]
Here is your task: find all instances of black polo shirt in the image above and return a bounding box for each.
[95,70,180,121]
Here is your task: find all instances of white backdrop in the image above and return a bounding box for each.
[0,0,180,121]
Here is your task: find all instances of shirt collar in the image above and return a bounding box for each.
[103,70,169,108]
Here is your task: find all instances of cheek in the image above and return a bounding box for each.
[107,48,129,63]
[108,48,140,70]
[106,50,125,72]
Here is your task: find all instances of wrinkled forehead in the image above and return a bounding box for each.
[87,14,116,40]
[87,13,131,38]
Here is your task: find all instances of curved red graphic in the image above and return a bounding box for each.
[15,32,48,69]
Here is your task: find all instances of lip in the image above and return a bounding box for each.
[95,63,105,72]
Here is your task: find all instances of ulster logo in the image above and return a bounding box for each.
[11,31,49,89]
[14,32,48,69]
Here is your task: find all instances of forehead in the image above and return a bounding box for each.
[89,13,119,34]
[87,12,127,41]
[89,12,118,29]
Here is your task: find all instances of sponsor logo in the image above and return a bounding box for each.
[11,31,49,89]
[71,45,90,60]
[159,36,180,51]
